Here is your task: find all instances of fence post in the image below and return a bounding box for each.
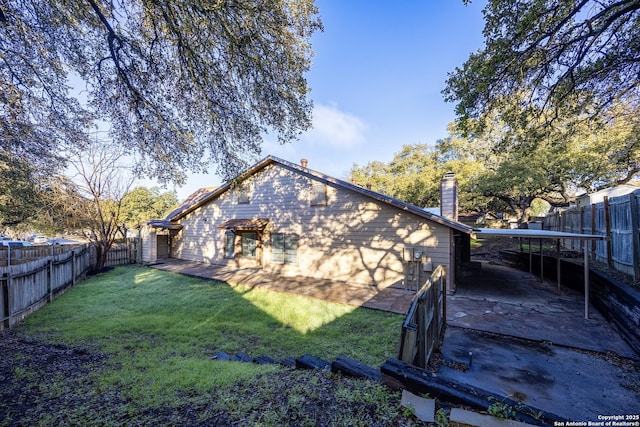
[591,203,597,258]
[6,266,12,327]
[604,196,613,268]
[528,238,533,274]
[2,274,9,329]
[71,250,76,286]
[416,296,425,368]
[441,266,447,330]
[47,258,53,302]
[539,238,544,282]
[433,272,443,352]
[630,192,640,281]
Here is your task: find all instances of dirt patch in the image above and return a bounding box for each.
[0,329,237,426]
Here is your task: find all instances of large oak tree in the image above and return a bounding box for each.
[445,0,640,139]
[350,111,640,223]
[1,0,322,185]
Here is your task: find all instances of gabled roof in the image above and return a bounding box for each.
[165,186,218,220]
[167,156,473,234]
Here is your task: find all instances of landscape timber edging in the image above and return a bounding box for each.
[380,357,563,426]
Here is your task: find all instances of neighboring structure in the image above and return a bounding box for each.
[141,156,473,293]
[576,183,640,208]
[457,211,503,228]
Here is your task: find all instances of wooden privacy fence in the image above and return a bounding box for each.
[0,244,80,267]
[0,240,138,330]
[1,244,92,329]
[544,189,640,280]
[94,239,139,268]
[398,264,446,368]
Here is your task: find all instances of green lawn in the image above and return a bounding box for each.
[19,266,404,408]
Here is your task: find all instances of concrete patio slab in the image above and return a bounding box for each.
[439,327,639,422]
[440,260,640,422]
[450,408,536,427]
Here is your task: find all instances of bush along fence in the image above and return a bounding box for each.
[0,240,138,330]
[544,189,640,281]
[397,265,446,368]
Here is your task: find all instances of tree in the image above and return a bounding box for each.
[120,187,178,229]
[445,0,640,138]
[64,141,134,270]
[1,0,322,184]
[349,142,488,212]
[350,145,441,208]
[349,111,640,223]
[0,155,42,228]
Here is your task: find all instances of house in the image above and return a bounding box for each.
[140,156,473,293]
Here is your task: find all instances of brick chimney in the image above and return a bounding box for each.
[440,172,458,221]
[300,158,308,168]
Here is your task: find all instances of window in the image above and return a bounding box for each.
[236,181,251,204]
[241,232,257,258]
[272,234,298,264]
[310,181,327,206]
[224,231,235,258]
[237,188,250,204]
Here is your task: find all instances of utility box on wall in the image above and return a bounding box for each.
[402,247,432,290]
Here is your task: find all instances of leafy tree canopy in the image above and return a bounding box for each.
[350,139,490,213]
[0,154,42,228]
[350,110,640,223]
[445,0,640,138]
[1,0,322,184]
[120,186,178,228]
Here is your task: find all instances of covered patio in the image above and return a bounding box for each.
[452,260,636,358]
[471,228,607,319]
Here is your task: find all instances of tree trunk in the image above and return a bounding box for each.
[94,244,104,270]
[93,243,110,271]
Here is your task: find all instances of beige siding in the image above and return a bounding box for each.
[172,164,452,287]
[140,226,157,264]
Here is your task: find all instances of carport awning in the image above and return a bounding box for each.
[471,228,605,241]
[217,218,270,231]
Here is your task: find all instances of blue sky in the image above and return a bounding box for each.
[172,1,487,201]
